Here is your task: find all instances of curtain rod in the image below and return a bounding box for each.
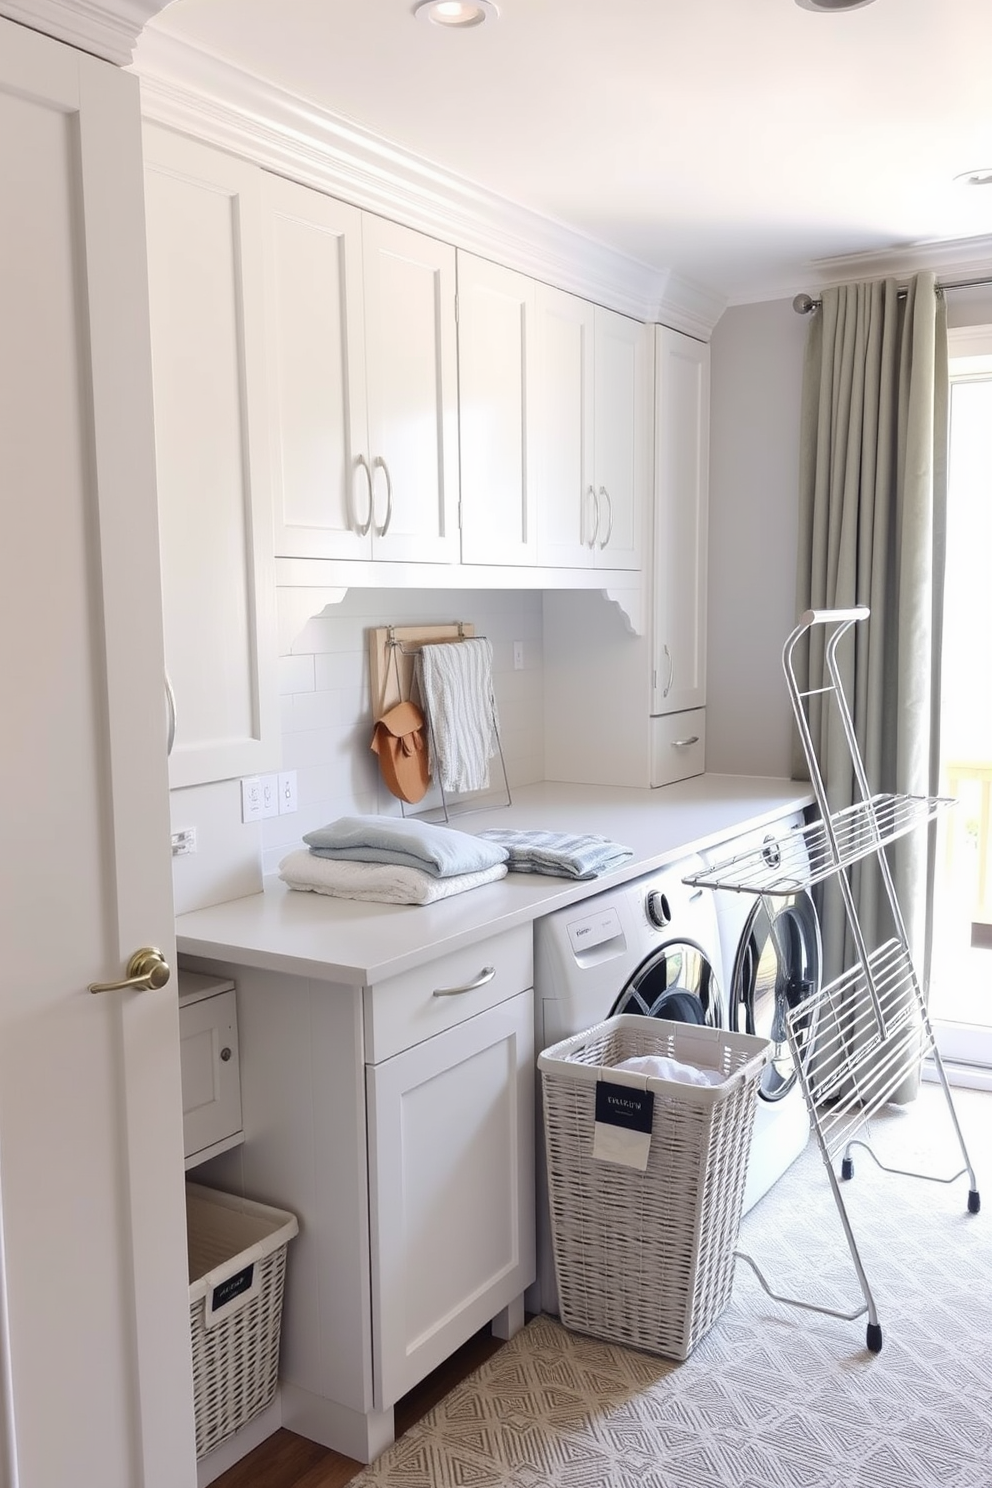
[792,273,992,315]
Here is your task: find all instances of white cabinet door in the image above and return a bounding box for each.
[652,326,710,716]
[366,990,535,1407]
[362,214,460,563]
[143,125,279,788]
[2,22,194,1485]
[262,172,370,559]
[593,306,650,571]
[457,252,538,566]
[535,284,596,568]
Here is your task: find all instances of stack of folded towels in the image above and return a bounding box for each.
[278,815,509,906]
[475,827,633,881]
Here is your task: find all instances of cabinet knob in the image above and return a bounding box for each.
[220,1046,233,1062]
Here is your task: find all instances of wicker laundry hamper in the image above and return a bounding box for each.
[186,1182,299,1459]
[539,1014,770,1361]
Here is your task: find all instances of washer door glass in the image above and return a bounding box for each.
[609,939,723,1027]
[733,892,820,1101]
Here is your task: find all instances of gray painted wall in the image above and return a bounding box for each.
[706,296,807,777]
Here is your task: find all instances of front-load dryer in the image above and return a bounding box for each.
[532,852,725,1313]
[700,812,821,1215]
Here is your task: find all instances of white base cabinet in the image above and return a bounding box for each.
[367,989,534,1405]
[183,924,535,1465]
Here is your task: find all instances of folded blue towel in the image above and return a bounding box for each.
[475,828,633,880]
[303,814,508,879]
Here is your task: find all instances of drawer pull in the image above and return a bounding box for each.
[672,735,700,748]
[432,965,496,998]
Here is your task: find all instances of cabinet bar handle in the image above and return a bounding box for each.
[663,644,674,698]
[355,454,374,536]
[432,965,496,997]
[585,485,599,547]
[165,671,177,757]
[597,486,613,549]
[373,455,393,537]
[672,735,700,748]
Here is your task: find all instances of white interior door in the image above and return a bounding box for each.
[0,21,195,1487]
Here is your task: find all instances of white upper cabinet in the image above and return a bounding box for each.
[143,125,279,789]
[593,305,651,570]
[457,253,538,566]
[263,173,369,560]
[263,172,459,564]
[652,326,710,716]
[362,214,460,563]
[535,286,648,570]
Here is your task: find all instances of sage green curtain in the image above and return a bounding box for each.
[793,272,948,1103]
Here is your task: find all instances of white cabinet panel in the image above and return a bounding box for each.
[144,125,278,788]
[362,214,460,564]
[457,252,537,566]
[650,707,706,786]
[593,306,650,570]
[263,174,369,560]
[535,284,595,568]
[366,990,534,1407]
[536,287,647,571]
[652,327,710,716]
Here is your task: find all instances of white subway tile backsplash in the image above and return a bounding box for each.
[278,653,315,695]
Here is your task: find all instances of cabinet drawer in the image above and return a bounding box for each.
[651,708,706,787]
[364,924,533,1064]
[178,974,244,1167]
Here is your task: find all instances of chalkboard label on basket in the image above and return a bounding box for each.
[593,1081,654,1170]
[210,1262,255,1315]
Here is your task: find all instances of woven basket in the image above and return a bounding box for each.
[186,1183,299,1459]
[538,1014,770,1361]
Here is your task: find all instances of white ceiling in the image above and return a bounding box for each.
[146,0,992,304]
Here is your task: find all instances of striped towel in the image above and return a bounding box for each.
[475,828,634,880]
[417,638,498,794]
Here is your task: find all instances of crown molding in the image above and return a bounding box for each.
[808,233,992,291]
[0,0,168,64]
[131,29,726,338]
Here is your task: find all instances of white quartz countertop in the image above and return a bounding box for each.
[175,775,813,986]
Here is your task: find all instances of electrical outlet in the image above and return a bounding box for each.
[171,827,197,857]
[513,640,525,671]
[240,776,262,823]
[260,773,280,819]
[278,770,298,814]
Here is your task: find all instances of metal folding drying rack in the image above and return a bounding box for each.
[684,605,980,1353]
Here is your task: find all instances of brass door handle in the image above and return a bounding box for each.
[89,947,171,995]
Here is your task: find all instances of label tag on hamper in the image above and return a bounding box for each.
[208,1262,255,1321]
[592,1081,654,1170]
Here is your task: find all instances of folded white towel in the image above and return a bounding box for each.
[278,849,507,905]
[417,638,498,794]
[614,1054,726,1087]
[303,813,507,878]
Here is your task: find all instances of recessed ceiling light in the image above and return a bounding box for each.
[794,0,878,11]
[954,168,992,188]
[414,0,499,27]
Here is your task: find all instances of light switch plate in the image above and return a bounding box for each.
[240,776,262,822]
[260,774,280,818]
[278,770,298,814]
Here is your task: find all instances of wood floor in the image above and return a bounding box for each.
[210,1327,506,1488]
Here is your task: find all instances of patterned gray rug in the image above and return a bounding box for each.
[351,1084,991,1488]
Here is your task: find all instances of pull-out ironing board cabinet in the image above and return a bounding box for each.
[684,606,980,1353]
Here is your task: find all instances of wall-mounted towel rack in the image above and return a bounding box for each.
[368,622,511,823]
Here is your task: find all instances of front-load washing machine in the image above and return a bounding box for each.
[699,812,821,1215]
[532,852,725,1313]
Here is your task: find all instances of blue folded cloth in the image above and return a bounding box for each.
[303,814,508,879]
[475,828,633,880]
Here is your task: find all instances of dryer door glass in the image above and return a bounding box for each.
[609,938,723,1027]
[733,892,821,1101]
